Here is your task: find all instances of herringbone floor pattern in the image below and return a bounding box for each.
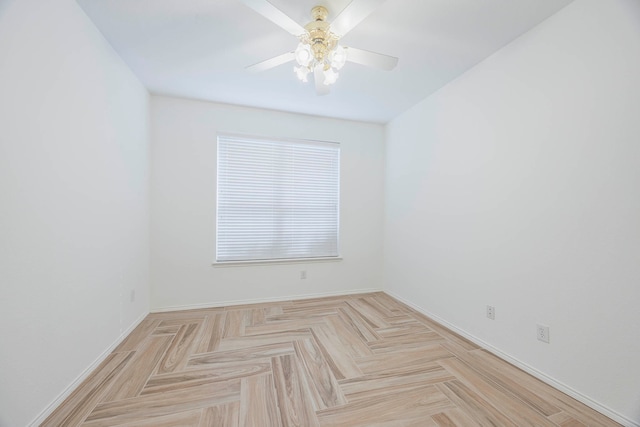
[43,292,620,426]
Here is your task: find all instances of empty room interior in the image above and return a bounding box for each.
[1,0,639,426]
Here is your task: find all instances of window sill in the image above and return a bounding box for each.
[212,257,343,267]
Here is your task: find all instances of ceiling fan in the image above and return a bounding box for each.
[240,0,399,95]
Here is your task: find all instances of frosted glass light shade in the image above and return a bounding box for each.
[294,43,312,67]
[330,46,347,70]
[294,65,310,82]
[323,68,339,85]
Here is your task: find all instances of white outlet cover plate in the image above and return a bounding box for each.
[537,324,550,343]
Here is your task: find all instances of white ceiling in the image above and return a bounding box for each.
[77,0,574,123]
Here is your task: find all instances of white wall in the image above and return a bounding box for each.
[0,0,150,425]
[384,0,640,425]
[150,96,385,311]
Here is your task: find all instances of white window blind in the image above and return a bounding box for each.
[216,134,340,262]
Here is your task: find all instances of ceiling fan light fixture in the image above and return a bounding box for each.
[329,45,347,70]
[294,42,312,67]
[294,65,310,82]
[323,67,339,85]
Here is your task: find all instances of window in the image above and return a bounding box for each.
[216,134,340,263]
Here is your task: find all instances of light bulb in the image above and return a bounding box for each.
[323,67,339,85]
[294,65,310,82]
[294,43,312,67]
[330,46,347,70]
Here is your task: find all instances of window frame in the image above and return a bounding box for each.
[214,133,341,265]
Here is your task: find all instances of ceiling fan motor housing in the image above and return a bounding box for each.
[303,6,338,64]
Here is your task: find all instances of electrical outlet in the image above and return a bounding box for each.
[300,270,307,280]
[537,324,550,343]
[130,290,136,302]
[486,305,495,320]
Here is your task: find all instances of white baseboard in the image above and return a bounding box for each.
[28,312,148,427]
[385,291,639,427]
[151,288,382,313]
[151,289,382,313]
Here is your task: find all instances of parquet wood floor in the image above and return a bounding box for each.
[43,292,621,426]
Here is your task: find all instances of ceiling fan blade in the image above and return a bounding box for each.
[246,51,294,72]
[330,0,388,37]
[345,47,398,71]
[314,65,330,96]
[239,0,305,36]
